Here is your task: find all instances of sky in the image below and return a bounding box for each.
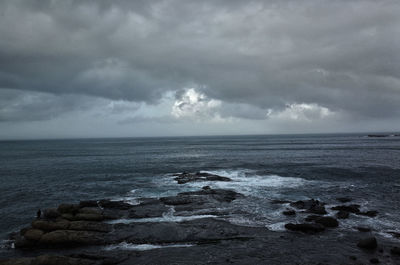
[0,0,399,139]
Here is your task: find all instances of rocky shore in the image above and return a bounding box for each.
[1,172,400,265]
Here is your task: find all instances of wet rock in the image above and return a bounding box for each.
[391,247,400,255]
[173,172,231,184]
[282,210,296,216]
[331,204,360,213]
[69,221,112,232]
[57,204,79,214]
[23,229,44,241]
[357,237,377,250]
[61,213,75,221]
[370,257,379,263]
[336,197,352,203]
[32,220,70,231]
[74,213,103,221]
[305,215,338,228]
[290,199,326,215]
[284,223,325,234]
[78,207,102,215]
[39,230,106,246]
[0,255,96,265]
[43,208,60,219]
[79,200,99,208]
[357,210,378,217]
[202,185,211,190]
[336,210,349,219]
[98,200,133,210]
[128,202,169,218]
[356,226,371,232]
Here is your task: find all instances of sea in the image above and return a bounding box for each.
[1,133,400,250]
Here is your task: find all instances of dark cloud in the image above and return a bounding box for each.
[0,0,399,135]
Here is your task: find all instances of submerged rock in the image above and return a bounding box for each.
[305,215,338,228]
[336,197,352,203]
[282,210,296,216]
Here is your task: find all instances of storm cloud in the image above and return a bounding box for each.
[0,0,399,138]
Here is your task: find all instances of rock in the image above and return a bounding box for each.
[284,223,325,234]
[390,247,400,255]
[60,213,75,221]
[43,208,60,219]
[356,226,371,232]
[69,221,112,232]
[173,172,231,184]
[370,258,379,263]
[305,215,338,228]
[78,207,102,215]
[39,230,105,246]
[336,197,352,203]
[79,200,98,208]
[1,255,97,265]
[23,229,44,241]
[336,210,349,219]
[98,200,133,210]
[283,210,296,216]
[331,204,360,213]
[202,185,211,190]
[357,237,377,250]
[391,247,400,255]
[314,217,339,228]
[357,210,378,217]
[57,204,79,214]
[32,220,70,231]
[74,213,103,221]
[290,199,326,215]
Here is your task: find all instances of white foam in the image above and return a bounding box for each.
[106,214,217,224]
[266,221,287,231]
[104,242,193,251]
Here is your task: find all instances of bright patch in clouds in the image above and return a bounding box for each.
[172,88,221,120]
[267,103,334,121]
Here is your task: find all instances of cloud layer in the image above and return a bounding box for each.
[0,0,399,138]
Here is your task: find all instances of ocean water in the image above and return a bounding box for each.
[1,134,400,244]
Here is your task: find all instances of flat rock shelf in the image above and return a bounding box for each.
[1,173,400,265]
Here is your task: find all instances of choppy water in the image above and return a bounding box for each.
[1,134,400,244]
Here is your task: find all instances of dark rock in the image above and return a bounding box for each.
[357,226,372,232]
[282,210,296,216]
[23,229,44,241]
[357,237,377,250]
[32,220,70,231]
[331,204,360,213]
[39,230,106,246]
[78,207,102,215]
[290,199,326,215]
[43,208,60,219]
[391,247,400,255]
[202,185,211,190]
[357,210,378,217]
[336,210,349,219]
[69,221,112,232]
[57,204,79,214]
[74,213,103,221]
[305,215,338,228]
[336,197,352,203]
[79,200,98,208]
[173,172,231,184]
[370,258,379,263]
[0,255,97,265]
[349,256,357,260]
[284,223,325,234]
[128,202,169,218]
[98,200,133,210]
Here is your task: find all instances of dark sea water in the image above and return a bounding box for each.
[1,134,400,247]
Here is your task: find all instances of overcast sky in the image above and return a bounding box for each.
[0,0,399,139]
